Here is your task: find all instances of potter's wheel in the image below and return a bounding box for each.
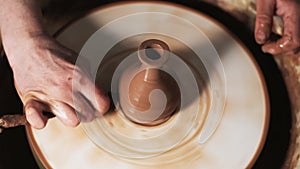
[26,2,269,169]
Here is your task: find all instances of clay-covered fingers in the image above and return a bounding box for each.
[262,35,300,55]
[255,0,276,44]
[72,71,110,122]
[263,0,300,55]
[256,0,300,56]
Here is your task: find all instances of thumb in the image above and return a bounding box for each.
[24,100,49,129]
[255,0,276,44]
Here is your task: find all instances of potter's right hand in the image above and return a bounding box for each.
[3,32,110,129]
[255,0,300,56]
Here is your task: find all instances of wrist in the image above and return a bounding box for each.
[0,0,46,67]
[0,0,45,48]
[2,28,45,58]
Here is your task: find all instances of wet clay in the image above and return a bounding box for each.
[122,39,180,125]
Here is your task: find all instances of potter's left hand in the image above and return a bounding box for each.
[255,0,300,56]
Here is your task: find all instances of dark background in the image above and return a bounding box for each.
[0,1,291,168]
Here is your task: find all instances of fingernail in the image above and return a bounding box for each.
[256,30,266,44]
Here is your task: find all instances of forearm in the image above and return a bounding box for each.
[0,0,45,63]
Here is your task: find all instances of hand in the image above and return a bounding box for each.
[5,32,110,129]
[255,0,300,56]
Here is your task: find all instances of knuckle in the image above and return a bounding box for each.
[73,68,91,85]
[256,14,273,24]
[55,85,72,95]
[293,38,300,47]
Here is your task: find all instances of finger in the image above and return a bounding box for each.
[74,73,110,117]
[24,100,49,129]
[50,101,80,127]
[255,0,276,44]
[73,91,97,122]
[262,35,300,55]
[93,85,110,115]
[264,0,300,55]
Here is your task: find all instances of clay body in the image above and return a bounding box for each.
[119,39,180,125]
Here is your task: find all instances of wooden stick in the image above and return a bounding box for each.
[0,114,27,128]
[0,112,55,133]
[0,114,27,133]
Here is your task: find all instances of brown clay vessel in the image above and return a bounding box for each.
[120,39,180,125]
